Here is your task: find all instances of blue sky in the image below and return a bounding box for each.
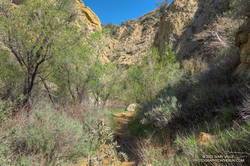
[83,0,173,25]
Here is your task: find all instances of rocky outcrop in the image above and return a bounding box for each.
[74,0,102,31]
[104,0,240,67]
[235,19,250,75]
[103,10,160,65]
[197,132,215,146]
[126,103,140,112]
[154,0,199,56]
[154,0,238,62]
[11,0,101,31]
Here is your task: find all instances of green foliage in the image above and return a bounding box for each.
[88,62,121,106]
[218,106,236,123]
[127,117,154,137]
[0,0,90,104]
[0,0,115,106]
[0,104,119,165]
[0,1,249,165]
[141,96,180,128]
[227,0,250,18]
[0,47,24,99]
[49,38,94,103]
[0,100,14,122]
[121,46,183,104]
[206,122,250,157]
[0,96,25,122]
[171,122,250,166]
[14,107,95,164]
[103,23,119,38]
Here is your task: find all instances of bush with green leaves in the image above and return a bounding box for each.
[121,46,184,104]
[0,0,97,105]
[103,23,119,38]
[0,105,105,165]
[141,96,180,129]
[227,0,250,18]
[87,62,122,106]
[49,37,96,104]
[238,91,250,122]
[0,47,24,100]
[168,121,250,166]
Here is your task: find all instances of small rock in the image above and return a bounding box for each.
[126,103,140,112]
[197,132,215,146]
[120,162,137,166]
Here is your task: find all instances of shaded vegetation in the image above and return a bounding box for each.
[0,0,249,165]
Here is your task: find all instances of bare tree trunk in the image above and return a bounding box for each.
[22,65,39,107]
[76,85,86,104]
[40,76,55,105]
[66,69,76,102]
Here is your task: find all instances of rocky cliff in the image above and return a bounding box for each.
[74,0,102,31]
[154,0,240,71]
[12,0,248,70]
[103,10,160,65]
[104,0,245,70]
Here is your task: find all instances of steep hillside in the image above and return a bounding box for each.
[105,0,244,69]
[103,10,160,65]
[74,0,102,31]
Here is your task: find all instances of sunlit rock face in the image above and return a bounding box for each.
[197,132,215,146]
[11,0,102,31]
[103,0,235,66]
[74,0,102,31]
[154,0,199,56]
[102,10,161,65]
[155,0,234,59]
[235,19,250,75]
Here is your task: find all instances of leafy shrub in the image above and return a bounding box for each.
[218,106,237,123]
[121,46,184,104]
[103,23,119,38]
[0,47,24,100]
[169,45,241,125]
[87,62,122,106]
[205,122,250,165]
[0,100,14,122]
[160,122,250,166]
[127,117,154,138]
[0,105,101,165]
[227,0,250,18]
[141,96,180,128]
[0,96,25,122]
[238,93,250,122]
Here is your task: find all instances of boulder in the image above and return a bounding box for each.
[120,162,137,166]
[235,19,250,76]
[74,0,102,31]
[126,103,140,112]
[197,132,215,146]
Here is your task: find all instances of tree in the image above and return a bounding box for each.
[0,0,85,106]
[50,41,95,104]
[88,62,121,107]
[121,46,182,104]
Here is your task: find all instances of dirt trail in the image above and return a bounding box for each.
[113,111,141,165]
[113,111,137,136]
[73,111,138,166]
